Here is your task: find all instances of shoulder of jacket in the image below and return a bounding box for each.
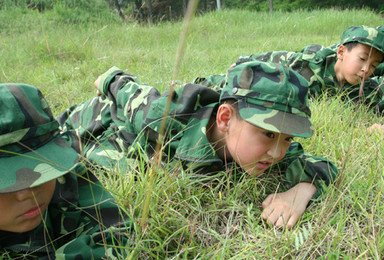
[301,44,335,63]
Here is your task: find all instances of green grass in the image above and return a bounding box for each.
[1,7,384,259]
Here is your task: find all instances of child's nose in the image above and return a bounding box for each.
[15,188,37,201]
[361,63,370,74]
[267,144,283,159]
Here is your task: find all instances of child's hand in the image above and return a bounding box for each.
[261,182,317,229]
[94,76,102,96]
[367,123,384,133]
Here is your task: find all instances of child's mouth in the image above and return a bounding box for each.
[20,205,44,219]
[257,161,272,170]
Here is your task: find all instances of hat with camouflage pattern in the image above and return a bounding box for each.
[0,84,79,193]
[341,25,384,54]
[220,61,313,138]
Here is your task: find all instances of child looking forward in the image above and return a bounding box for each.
[58,61,338,228]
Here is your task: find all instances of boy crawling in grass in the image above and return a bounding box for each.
[0,84,132,259]
[58,60,338,229]
[195,25,384,114]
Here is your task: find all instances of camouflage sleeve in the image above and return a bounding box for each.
[374,63,384,77]
[191,50,307,96]
[236,50,300,66]
[274,142,338,199]
[192,74,227,92]
[376,78,384,114]
[97,66,142,97]
[57,66,140,132]
[56,66,144,158]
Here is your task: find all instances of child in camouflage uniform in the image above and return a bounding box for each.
[373,25,384,78]
[58,60,338,229]
[0,84,131,259]
[195,25,384,114]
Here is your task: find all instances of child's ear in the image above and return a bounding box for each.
[337,45,346,60]
[216,104,233,132]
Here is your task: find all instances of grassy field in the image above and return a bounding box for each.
[1,7,384,259]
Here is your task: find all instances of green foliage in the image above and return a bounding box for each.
[1,0,383,22]
[0,0,118,24]
[222,0,384,12]
[52,0,118,24]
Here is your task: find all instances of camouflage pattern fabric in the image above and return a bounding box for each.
[340,25,384,53]
[372,24,384,85]
[0,84,132,259]
[195,43,384,114]
[239,43,384,113]
[57,66,337,199]
[195,26,384,114]
[0,159,132,259]
[221,61,313,138]
[0,84,77,193]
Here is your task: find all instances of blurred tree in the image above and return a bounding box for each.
[1,0,382,21]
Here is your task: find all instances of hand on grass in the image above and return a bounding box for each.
[94,76,101,96]
[261,182,317,229]
[367,123,384,133]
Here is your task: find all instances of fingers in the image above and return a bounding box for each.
[262,194,273,208]
[274,214,286,228]
[262,208,281,226]
[261,194,299,229]
[286,214,298,229]
[262,209,297,229]
[94,76,101,88]
[367,123,384,133]
[94,76,102,96]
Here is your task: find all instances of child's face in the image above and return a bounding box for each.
[225,116,293,176]
[0,180,56,233]
[335,43,384,86]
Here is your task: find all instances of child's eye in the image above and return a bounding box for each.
[265,132,275,139]
[286,137,294,142]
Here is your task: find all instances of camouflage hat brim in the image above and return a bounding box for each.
[0,134,80,193]
[238,102,314,138]
[341,25,384,54]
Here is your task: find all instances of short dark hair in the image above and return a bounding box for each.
[343,41,359,51]
[344,41,384,62]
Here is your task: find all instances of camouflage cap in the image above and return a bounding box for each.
[220,61,313,138]
[0,84,79,193]
[340,25,384,54]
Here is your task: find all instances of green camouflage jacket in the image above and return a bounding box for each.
[375,63,384,77]
[0,133,131,259]
[57,66,337,198]
[194,44,384,114]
